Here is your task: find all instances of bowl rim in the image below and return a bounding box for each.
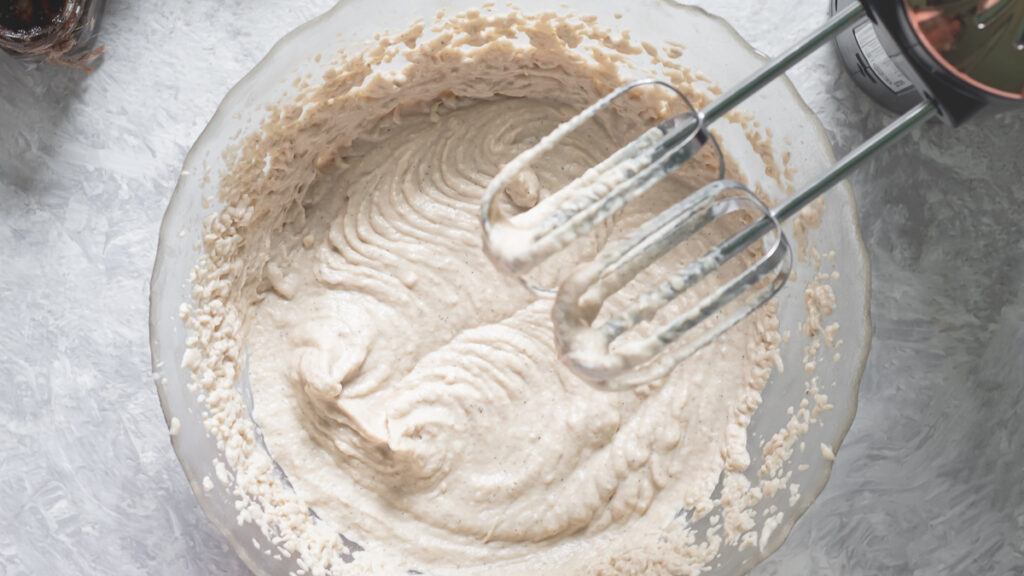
[662,1,873,566]
[148,3,347,573]
[149,1,872,573]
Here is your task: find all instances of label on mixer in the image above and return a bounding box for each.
[853,22,913,94]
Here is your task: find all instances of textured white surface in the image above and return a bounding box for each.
[0,1,1021,574]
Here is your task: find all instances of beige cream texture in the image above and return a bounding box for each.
[179,8,843,576]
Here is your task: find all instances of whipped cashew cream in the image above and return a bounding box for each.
[179,9,841,576]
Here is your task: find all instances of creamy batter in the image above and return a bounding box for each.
[246,93,777,572]
[179,9,838,576]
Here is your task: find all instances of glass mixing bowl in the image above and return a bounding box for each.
[150,1,870,574]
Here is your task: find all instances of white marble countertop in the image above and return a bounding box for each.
[1,1,1021,574]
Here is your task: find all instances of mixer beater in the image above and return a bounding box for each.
[480,0,1024,388]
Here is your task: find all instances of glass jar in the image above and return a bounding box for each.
[0,0,105,70]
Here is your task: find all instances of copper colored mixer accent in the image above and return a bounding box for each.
[905,0,1024,99]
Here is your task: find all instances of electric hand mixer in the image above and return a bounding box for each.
[480,0,1024,388]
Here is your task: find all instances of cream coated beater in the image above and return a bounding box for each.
[481,0,1024,387]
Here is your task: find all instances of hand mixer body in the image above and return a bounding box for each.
[863,0,1024,125]
[480,0,1023,387]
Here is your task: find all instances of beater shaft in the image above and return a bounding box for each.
[480,1,944,387]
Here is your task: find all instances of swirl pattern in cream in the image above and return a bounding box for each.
[244,95,778,572]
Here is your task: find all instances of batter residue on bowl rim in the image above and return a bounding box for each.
[178,7,840,576]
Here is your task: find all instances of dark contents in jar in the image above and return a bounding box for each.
[1,0,64,33]
[0,0,104,70]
